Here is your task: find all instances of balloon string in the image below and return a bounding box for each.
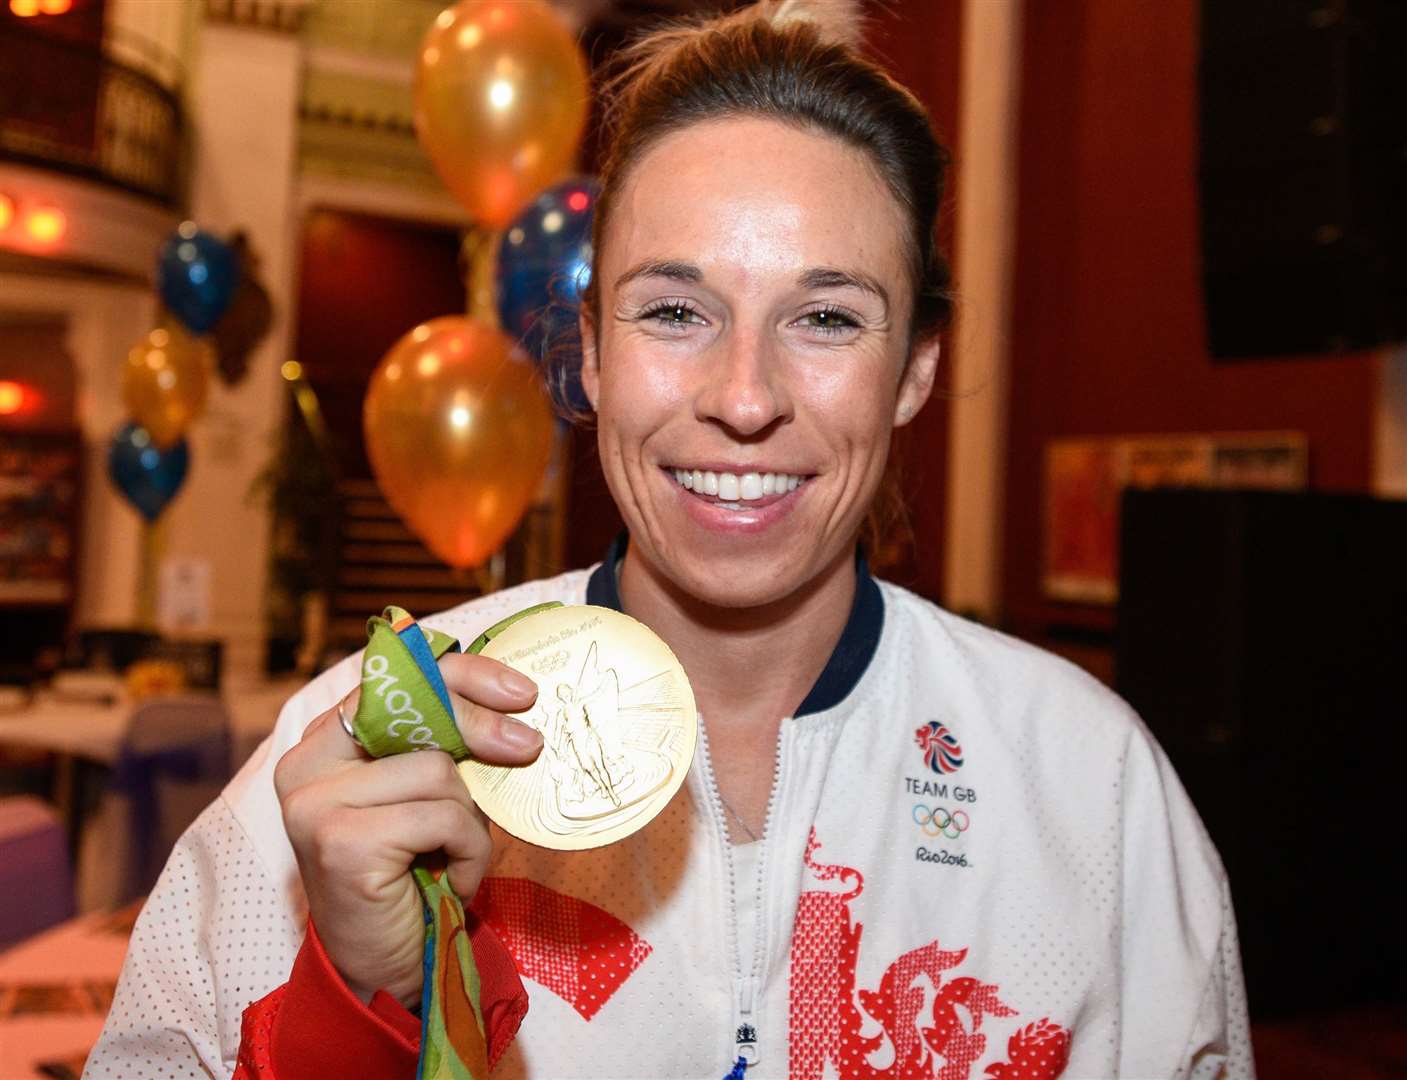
[464,228,502,328]
[136,516,167,629]
[471,549,507,597]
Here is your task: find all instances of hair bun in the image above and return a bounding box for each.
[764,0,867,52]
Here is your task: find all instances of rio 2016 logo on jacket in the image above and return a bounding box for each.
[915,721,963,774]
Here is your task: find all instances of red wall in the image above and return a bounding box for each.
[864,0,962,602]
[1002,0,1379,637]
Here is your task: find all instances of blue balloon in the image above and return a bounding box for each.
[498,177,598,412]
[108,422,189,522]
[157,223,239,334]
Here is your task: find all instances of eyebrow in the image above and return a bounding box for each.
[797,266,889,310]
[613,259,890,310]
[614,259,704,290]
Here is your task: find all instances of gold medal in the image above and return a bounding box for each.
[460,604,697,849]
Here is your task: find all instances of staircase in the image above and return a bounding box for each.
[328,478,481,649]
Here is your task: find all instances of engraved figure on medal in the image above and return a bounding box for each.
[530,637,682,827]
[541,641,631,810]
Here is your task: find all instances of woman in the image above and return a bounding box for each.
[88,3,1253,1078]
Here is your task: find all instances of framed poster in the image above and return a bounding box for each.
[1043,431,1306,605]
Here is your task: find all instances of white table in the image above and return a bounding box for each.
[0,679,303,912]
[0,678,302,766]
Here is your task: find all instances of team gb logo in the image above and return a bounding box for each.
[915,720,963,775]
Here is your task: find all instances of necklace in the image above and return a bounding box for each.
[614,557,761,845]
[717,788,759,843]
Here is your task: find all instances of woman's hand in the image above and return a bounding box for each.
[274,653,541,1006]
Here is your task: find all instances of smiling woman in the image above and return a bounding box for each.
[584,116,937,614]
[87,3,1253,1080]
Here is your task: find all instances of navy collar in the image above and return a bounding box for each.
[584,532,884,717]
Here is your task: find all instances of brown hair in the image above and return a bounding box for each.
[547,0,953,565]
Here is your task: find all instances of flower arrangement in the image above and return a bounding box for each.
[123,659,187,700]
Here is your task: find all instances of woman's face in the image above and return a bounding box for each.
[581,116,939,610]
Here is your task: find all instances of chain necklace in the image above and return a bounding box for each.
[717,788,759,843]
[614,557,760,845]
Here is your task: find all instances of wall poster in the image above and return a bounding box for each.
[1043,431,1307,604]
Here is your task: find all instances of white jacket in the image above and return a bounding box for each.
[87,560,1254,1080]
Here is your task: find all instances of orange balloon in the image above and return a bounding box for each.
[414,0,589,228]
[121,325,211,449]
[364,316,554,569]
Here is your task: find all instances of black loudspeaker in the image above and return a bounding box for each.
[1198,1,1407,358]
[1116,488,1407,1019]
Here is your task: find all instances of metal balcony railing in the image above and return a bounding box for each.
[0,22,185,208]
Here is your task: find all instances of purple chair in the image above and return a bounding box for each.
[106,697,231,905]
[0,796,75,949]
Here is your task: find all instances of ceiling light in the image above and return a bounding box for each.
[0,381,27,415]
[24,206,66,245]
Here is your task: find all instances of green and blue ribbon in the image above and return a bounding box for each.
[353,603,559,1080]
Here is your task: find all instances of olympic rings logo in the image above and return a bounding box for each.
[912,804,970,839]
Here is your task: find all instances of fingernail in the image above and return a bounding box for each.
[500,716,542,751]
[498,667,537,698]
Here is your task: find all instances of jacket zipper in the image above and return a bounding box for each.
[697,716,788,1074]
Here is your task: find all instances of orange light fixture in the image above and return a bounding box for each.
[0,382,26,416]
[9,0,41,16]
[39,0,73,12]
[24,206,66,245]
[0,193,14,231]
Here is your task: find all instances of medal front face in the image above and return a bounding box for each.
[462,605,697,849]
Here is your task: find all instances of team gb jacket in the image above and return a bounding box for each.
[87,549,1254,1080]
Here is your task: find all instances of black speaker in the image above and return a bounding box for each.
[1198,0,1407,358]
[1116,488,1407,1019]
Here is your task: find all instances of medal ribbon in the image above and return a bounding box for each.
[353,602,561,1080]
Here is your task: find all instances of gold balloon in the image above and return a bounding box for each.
[415,0,589,228]
[364,316,554,569]
[121,325,211,449]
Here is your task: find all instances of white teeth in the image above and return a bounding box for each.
[670,468,808,501]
